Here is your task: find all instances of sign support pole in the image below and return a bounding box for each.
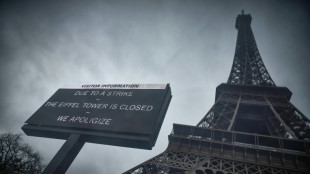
[42,134,85,174]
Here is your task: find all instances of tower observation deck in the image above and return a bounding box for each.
[125,11,310,174]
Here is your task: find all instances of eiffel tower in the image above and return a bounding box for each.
[124,11,310,174]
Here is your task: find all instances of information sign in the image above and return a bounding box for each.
[22,84,172,149]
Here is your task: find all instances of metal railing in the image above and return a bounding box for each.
[171,124,310,153]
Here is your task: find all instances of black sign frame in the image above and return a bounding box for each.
[22,84,172,150]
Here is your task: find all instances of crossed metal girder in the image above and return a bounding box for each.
[199,85,310,140]
[124,12,310,174]
[124,124,310,174]
[124,85,310,174]
[227,13,275,87]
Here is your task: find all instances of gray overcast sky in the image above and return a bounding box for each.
[1,0,310,173]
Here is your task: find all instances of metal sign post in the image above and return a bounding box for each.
[43,134,85,174]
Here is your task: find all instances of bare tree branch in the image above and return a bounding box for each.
[0,133,45,174]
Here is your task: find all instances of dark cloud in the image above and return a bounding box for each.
[1,0,309,173]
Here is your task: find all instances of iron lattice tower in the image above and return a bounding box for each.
[124,11,310,174]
